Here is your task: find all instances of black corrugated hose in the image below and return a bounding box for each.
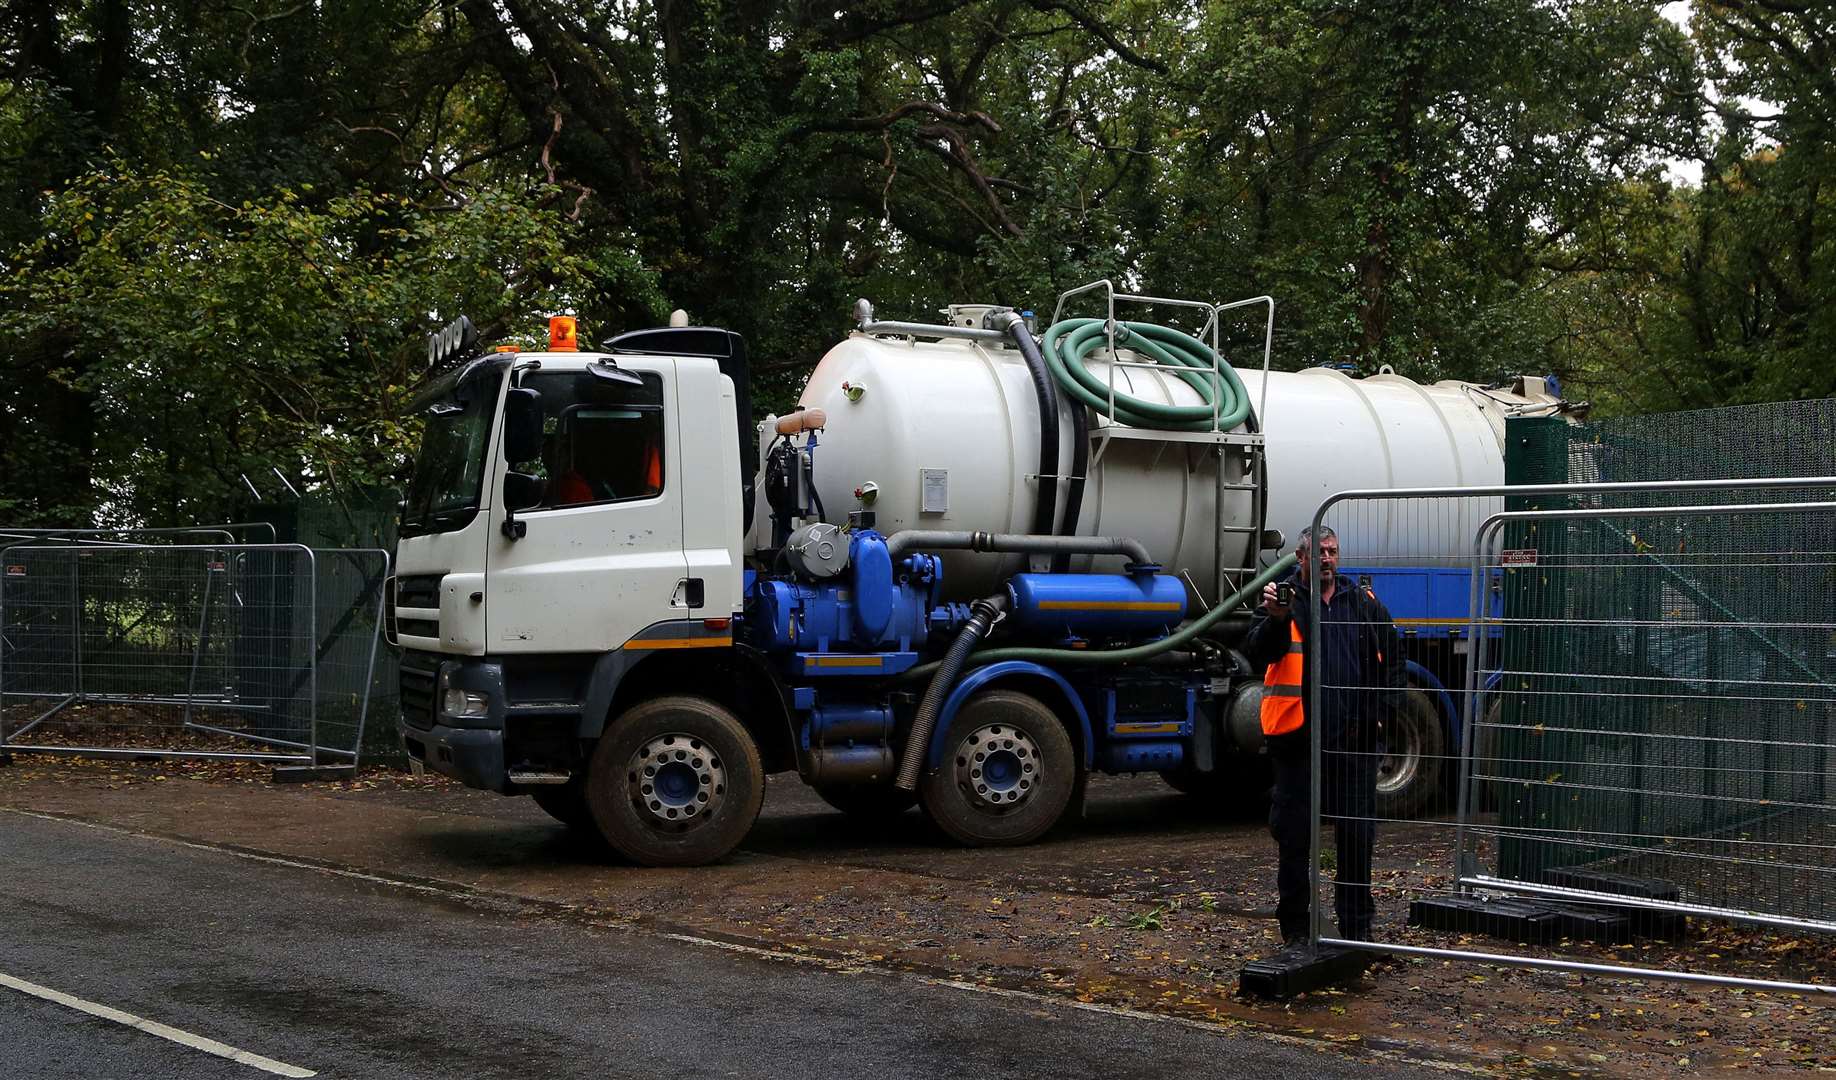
[894,593,1007,792]
[997,313,1061,539]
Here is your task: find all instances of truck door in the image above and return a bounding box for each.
[485,356,689,652]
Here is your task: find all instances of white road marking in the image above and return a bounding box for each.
[0,970,316,1078]
[2,806,1487,1076]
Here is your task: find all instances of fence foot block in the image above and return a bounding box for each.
[1547,904,1635,945]
[1238,943,1371,999]
[1543,869,1689,940]
[271,764,357,783]
[1409,895,1562,944]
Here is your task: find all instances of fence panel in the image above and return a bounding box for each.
[0,543,384,765]
[308,548,390,765]
[1300,480,1836,996]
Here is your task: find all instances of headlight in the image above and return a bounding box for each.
[442,687,490,718]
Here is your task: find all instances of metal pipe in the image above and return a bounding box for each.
[1317,937,1835,995]
[1,745,312,763]
[349,550,391,769]
[1306,519,1324,951]
[1460,876,1836,935]
[70,548,82,709]
[179,721,358,758]
[182,553,217,729]
[305,547,319,765]
[4,695,78,743]
[857,319,1009,344]
[883,530,1154,568]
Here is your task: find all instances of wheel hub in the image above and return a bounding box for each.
[952,723,1041,813]
[627,734,724,829]
[1376,716,1421,795]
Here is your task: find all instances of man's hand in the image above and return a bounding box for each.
[1261,582,1291,619]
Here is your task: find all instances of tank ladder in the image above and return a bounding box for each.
[1049,280,1276,609]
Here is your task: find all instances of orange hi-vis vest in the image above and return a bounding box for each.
[1258,585,1384,738]
[1260,619,1306,736]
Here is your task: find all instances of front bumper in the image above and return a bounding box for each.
[399,650,512,792]
[400,722,510,792]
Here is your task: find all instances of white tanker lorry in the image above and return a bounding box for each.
[391,286,1568,865]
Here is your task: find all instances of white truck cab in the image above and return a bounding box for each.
[393,319,776,862]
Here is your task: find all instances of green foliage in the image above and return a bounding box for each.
[0,164,637,524]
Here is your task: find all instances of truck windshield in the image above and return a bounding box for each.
[400,359,507,537]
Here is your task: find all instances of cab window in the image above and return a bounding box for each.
[510,368,665,509]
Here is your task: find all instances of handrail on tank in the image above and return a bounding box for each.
[1049,279,1275,435]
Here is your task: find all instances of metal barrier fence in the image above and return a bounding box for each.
[1298,478,1836,995]
[0,543,388,766]
[0,522,279,546]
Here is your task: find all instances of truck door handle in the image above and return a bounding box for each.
[672,578,705,609]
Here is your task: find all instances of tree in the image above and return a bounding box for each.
[0,165,638,524]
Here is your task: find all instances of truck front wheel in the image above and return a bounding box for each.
[585,696,765,866]
[529,778,593,830]
[920,690,1075,846]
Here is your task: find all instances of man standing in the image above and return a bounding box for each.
[1242,526,1403,946]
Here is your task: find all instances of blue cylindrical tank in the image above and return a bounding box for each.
[1005,573,1186,640]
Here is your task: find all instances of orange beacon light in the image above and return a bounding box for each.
[549,315,578,351]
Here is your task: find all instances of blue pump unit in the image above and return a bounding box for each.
[1006,572,1186,640]
[747,530,966,657]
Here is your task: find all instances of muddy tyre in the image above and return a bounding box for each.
[920,690,1076,847]
[815,784,917,819]
[585,696,765,867]
[529,778,593,830]
[1375,687,1446,819]
[1159,767,1216,796]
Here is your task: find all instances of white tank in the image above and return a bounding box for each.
[751,331,1560,600]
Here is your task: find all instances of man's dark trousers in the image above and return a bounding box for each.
[1269,749,1376,942]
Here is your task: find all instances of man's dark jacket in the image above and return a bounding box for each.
[1240,574,1406,760]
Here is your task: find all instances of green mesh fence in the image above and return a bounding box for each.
[243,490,403,763]
[1485,401,1836,927]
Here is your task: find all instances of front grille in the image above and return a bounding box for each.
[390,574,443,641]
[396,574,442,608]
[400,650,440,730]
[398,618,439,639]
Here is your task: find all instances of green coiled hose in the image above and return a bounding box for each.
[1042,318,1253,432]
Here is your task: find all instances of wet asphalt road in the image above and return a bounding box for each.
[0,812,1440,1080]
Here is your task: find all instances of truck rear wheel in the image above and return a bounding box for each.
[920,690,1075,846]
[1375,687,1446,819]
[585,696,765,867]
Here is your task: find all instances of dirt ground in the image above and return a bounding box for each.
[0,753,1830,1077]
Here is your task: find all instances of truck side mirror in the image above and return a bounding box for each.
[503,471,545,512]
[502,387,544,463]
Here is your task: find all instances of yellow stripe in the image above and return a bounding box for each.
[1112,722,1183,734]
[624,636,732,650]
[1393,618,1470,627]
[1035,600,1182,612]
[806,655,884,668]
